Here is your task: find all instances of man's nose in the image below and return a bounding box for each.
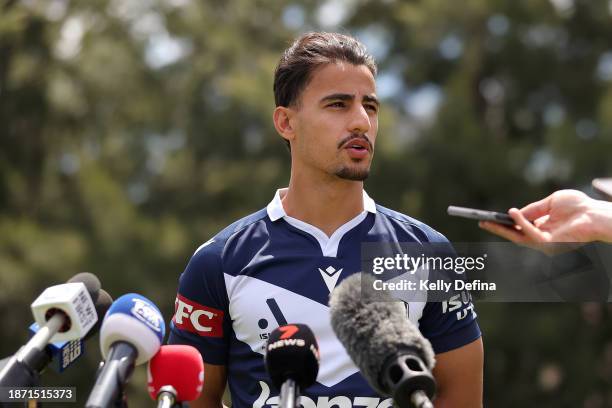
[348,104,371,134]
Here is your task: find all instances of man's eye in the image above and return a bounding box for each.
[328,102,345,108]
[365,104,378,113]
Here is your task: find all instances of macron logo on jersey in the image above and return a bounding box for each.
[173,294,224,337]
[318,266,343,292]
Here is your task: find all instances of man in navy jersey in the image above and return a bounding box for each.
[169,32,483,408]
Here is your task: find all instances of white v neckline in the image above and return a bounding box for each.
[283,211,368,257]
[266,188,376,257]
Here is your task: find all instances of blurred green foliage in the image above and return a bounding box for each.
[1,0,612,406]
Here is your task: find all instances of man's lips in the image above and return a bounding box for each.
[341,137,372,160]
[339,137,372,152]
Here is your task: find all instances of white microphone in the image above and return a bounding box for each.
[30,282,98,343]
[0,273,100,387]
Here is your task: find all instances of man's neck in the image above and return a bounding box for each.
[281,173,365,237]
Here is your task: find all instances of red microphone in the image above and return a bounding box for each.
[147,345,204,408]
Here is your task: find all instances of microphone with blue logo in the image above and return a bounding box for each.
[0,273,110,387]
[26,288,113,374]
[86,293,165,408]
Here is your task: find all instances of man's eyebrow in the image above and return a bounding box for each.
[363,95,379,106]
[320,93,380,106]
[320,93,354,103]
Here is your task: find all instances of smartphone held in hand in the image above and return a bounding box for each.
[447,206,515,226]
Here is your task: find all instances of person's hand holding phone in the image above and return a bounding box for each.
[479,189,612,246]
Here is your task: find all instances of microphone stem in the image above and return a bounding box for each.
[410,391,433,408]
[86,342,137,408]
[156,391,176,408]
[279,379,299,408]
[16,314,64,362]
[0,314,65,386]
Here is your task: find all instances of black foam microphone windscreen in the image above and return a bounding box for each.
[329,273,435,403]
[265,324,320,390]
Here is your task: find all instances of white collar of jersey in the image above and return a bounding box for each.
[266,188,376,257]
[266,188,377,222]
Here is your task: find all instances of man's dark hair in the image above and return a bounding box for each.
[274,32,377,150]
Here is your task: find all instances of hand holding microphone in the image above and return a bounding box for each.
[86,293,165,408]
[147,345,204,408]
[265,324,320,408]
[330,273,436,408]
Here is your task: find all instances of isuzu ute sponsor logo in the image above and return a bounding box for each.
[173,294,224,337]
[441,290,476,321]
[258,298,288,341]
[253,381,392,408]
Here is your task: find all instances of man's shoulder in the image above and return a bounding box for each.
[374,204,449,243]
[192,208,269,258]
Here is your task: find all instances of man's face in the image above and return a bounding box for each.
[290,62,378,181]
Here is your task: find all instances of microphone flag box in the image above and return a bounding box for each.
[28,323,85,372]
[31,282,97,343]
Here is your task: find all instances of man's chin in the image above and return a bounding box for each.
[334,167,370,181]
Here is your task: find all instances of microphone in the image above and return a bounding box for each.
[0,273,103,387]
[86,293,165,408]
[147,345,204,408]
[329,273,436,408]
[85,289,114,341]
[27,290,114,373]
[31,271,100,342]
[265,324,320,408]
[28,323,85,372]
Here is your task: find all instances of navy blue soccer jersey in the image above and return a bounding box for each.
[169,189,481,408]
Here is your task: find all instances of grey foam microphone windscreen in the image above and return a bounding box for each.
[329,273,435,396]
[67,272,101,300]
[85,289,113,341]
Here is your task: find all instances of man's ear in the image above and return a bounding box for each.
[273,106,296,144]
